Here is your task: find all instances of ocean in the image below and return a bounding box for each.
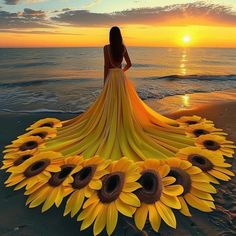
[0,47,235,114]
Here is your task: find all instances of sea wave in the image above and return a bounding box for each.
[1,108,84,114]
[132,63,167,68]
[0,62,58,69]
[0,78,93,87]
[143,74,236,81]
[1,74,235,88]
[0,74,236,114]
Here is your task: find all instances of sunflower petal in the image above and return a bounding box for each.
[191,182,216,193]
[115,198,136,217]
[155,201,176,228]
[186,166,202,175]
[162,176,176,186]
[190,187,214,201]
[89,180,102,190]
[29,186,49,208]
[208,169,231,181]
[134,203,148,231]
[159,164,170,177]
[93,204,107,236]
[123,182,142,192]
[106,202,118,236]
[42,187,58,212]
[213,167,235,177]
[119,192,140,207]
[80,203,103,230]
[204,172,220,184]
[160,193,181,209]
[184,193,213,212]
[71,191,85,217]
[148,204,161,232]
[179,196,191,216]
[163,185,183,196]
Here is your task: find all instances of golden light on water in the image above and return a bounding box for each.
[182,94,190,107]
[180,50,188,75]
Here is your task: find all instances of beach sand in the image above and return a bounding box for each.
[0,98,235,235]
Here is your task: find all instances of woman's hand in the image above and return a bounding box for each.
[123,63,132,72]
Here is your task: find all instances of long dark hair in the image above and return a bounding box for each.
[109,26,124,62]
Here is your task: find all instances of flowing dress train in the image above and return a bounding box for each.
[43,68,194,160]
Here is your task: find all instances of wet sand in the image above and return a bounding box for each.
[0,100,236,235]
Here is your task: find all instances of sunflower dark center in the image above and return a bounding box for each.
[188,154,213,171]
[14,154,33,166]
[203,140,220,151]
[40,122,54,128]
[186,120,198,125]
[19,141,38,151]
[32,132,48,139]
[72,165,96,189]
[193,129,209,137]
[49,164,75,187]
[135,169,162,204]
[168,167,191,195]
[24,159,50,178]
[98,172,125,203]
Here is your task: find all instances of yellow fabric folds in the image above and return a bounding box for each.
[43,69,194,160]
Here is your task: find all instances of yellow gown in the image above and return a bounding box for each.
[43,68,194,160]
[2,66,235,235]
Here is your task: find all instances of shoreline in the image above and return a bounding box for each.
[146,89,236,115]
[0,91,236,236]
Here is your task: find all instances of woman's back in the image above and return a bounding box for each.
[104,44,126,69]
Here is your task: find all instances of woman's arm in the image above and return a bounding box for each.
[103,46,109,85]
[122,47,132,72]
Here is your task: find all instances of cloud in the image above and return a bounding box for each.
[4,0,20,5]
[62,8,71,12]
[21,8,46,18]
[0,8,53,29]
[0,29,82,35]
[52,1,236,27]
[1,1,236,32]
[3,0,48,5]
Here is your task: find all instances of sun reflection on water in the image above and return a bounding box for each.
[180,50,188,75]
[182,94,190,107]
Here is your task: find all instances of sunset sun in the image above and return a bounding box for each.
[183,35,191,44]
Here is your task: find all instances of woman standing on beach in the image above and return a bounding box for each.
[103,26,132,84]
[2,26,235,236]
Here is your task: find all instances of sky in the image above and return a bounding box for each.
[0,0,236,47]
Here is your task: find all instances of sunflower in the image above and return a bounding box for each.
[162,158,216,216]
[18,127,57,140]
[26,118,62,131]
[134,159,183,232]
[25,155,83,212]
[176,147,235,184]
[63,156,110,218]
[5,151,64,191]
[195,134,236,158]
[184,123,227,138]
[1,149,37,170]
[77,157,141,236]
[176,115,213,127]
[3,136,44,155]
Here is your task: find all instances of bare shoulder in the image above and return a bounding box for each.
[103,44,109,50]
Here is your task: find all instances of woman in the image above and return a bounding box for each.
[3,26,234,236]
[103,26,132,84]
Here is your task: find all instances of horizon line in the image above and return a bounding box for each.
[1,46,236,49]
